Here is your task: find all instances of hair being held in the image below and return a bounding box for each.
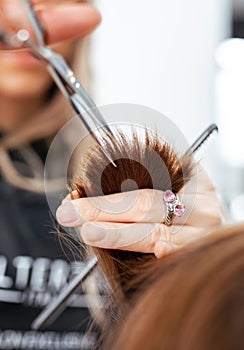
[69,127,193,323]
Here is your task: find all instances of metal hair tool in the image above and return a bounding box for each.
[31,256,98,330]
[185,123,218,155]
[31,123,218,330]
[0,0,116,167]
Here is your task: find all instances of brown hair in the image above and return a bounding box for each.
[70,127,193,309]
[104,224,244,350]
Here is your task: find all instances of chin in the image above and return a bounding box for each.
[0,70,53,99]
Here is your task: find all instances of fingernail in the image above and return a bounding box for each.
[56,202,82,225]
[82,223,106,243]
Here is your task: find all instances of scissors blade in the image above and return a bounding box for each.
[20,0,117,167]
[31,256,98,330]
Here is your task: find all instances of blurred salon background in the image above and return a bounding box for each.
[89,0,244,222]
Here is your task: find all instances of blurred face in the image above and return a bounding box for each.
[0,0,75,99]
[0,43,74,99]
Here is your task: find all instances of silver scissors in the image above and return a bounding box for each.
[0,0,116,167]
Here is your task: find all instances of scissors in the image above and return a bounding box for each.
[0,0,116,167]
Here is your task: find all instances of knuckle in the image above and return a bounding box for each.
[105,224,132,249]
[136,189,154,220]
[195,196,223,227]
[208,211,223,227]
[199,204,223,227]
[92,206,103,221]
[151,223,168,244]
[82,202,102,221]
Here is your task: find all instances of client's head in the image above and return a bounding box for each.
[104,224,244,350]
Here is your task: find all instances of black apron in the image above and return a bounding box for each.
[0,143,97,350]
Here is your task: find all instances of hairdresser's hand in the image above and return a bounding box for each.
[0,1,101,49]
[56,166,228,259]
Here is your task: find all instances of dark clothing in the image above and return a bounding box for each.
[0,144,96,350]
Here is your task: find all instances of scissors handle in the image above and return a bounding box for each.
[20,0,45,46]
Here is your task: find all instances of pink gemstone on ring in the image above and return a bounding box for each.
[174,204,185,217]
[164,190,176,202]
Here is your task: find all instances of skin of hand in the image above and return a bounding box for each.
[0,1,101,48]
[56,166,228,259]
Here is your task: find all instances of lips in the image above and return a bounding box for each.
[0,49,42,67]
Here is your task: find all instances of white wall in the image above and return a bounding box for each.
[90,0,232,142]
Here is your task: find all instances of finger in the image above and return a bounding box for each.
[56,189,203,227]
[38,3,101,44]
[173,192,224,227]
[80,221,162,252]
[32,1,88,6]
[0,2,101,48]
[79,221,205,253]
[57,188,223,232]
[153,240,174,259]
[32,0,89,7]
[56,189,166,226]
[192,165,216,194]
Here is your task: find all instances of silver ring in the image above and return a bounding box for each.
[163,190,185,226]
